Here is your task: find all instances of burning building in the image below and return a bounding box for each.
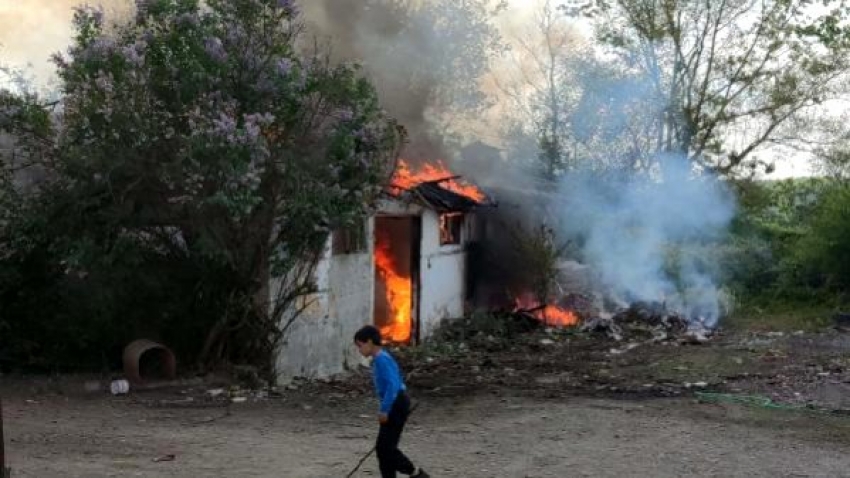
[275,160,493,382]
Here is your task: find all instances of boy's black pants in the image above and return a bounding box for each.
[376,392,415,478]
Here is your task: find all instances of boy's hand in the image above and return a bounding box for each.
[378,413,389,424]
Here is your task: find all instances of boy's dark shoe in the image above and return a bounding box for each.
[411,469,430,478]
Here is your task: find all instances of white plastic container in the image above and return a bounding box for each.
[110,379,130,395]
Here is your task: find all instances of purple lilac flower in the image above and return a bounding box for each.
[82,37,118,61]
[121,43,145,67]
[204,37,228,63]
[212,112,238,143]
[243,120,261,142]
[276,0,299,17]
[72,5,104,29]
[336,107,354,122]
[276,58,293,77]
[243,113,275,142]
[245,112,275,126]
[95,72,114,94]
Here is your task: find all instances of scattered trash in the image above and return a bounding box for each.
[110,379,130,395]
[580,316,623,341]
[153,454,176,462]
[610,343,640,355]
[207,388,225,397]
[582,301,716,347]
[683,328,710,344]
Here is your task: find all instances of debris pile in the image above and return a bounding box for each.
[581,301,714,346]
[432,309,542,347]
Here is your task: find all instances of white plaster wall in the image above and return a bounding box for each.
[418,209,466,339]
[326,249,374,374]
[275,221,375,383]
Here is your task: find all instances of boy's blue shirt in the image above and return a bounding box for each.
[372,348,406,414]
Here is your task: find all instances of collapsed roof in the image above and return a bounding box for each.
[387,177,495,213]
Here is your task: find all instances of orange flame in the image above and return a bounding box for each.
[391,159,486,203]
[374,235,412,343]
[515,294,579,327]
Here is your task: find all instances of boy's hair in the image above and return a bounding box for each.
[354,325,382,346]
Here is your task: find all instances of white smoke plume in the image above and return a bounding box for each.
[556,157,736,326]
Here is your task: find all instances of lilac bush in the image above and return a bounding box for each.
[44,0,400,375]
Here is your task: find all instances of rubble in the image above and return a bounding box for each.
[432,309,542,345]
[579,316,623,341]
[580,301,716,348]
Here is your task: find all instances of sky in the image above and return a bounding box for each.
[0,0,815,178]
[0,1,132,83]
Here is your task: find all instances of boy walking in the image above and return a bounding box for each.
[354,325,429,478]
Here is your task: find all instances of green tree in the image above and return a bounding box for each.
[496,0,582,179]
[564,0,850,176]
[814,120,850,181]
[793,183,850,288]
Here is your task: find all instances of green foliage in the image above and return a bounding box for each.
[510,223,567,304]
[721,176,850,310]
[727,297,838,333]
[793,185,850,288]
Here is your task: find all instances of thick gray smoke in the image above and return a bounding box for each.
[556,157,736,327]
[301,0,500,161]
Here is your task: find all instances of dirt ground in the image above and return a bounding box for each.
[5,327,850,477]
